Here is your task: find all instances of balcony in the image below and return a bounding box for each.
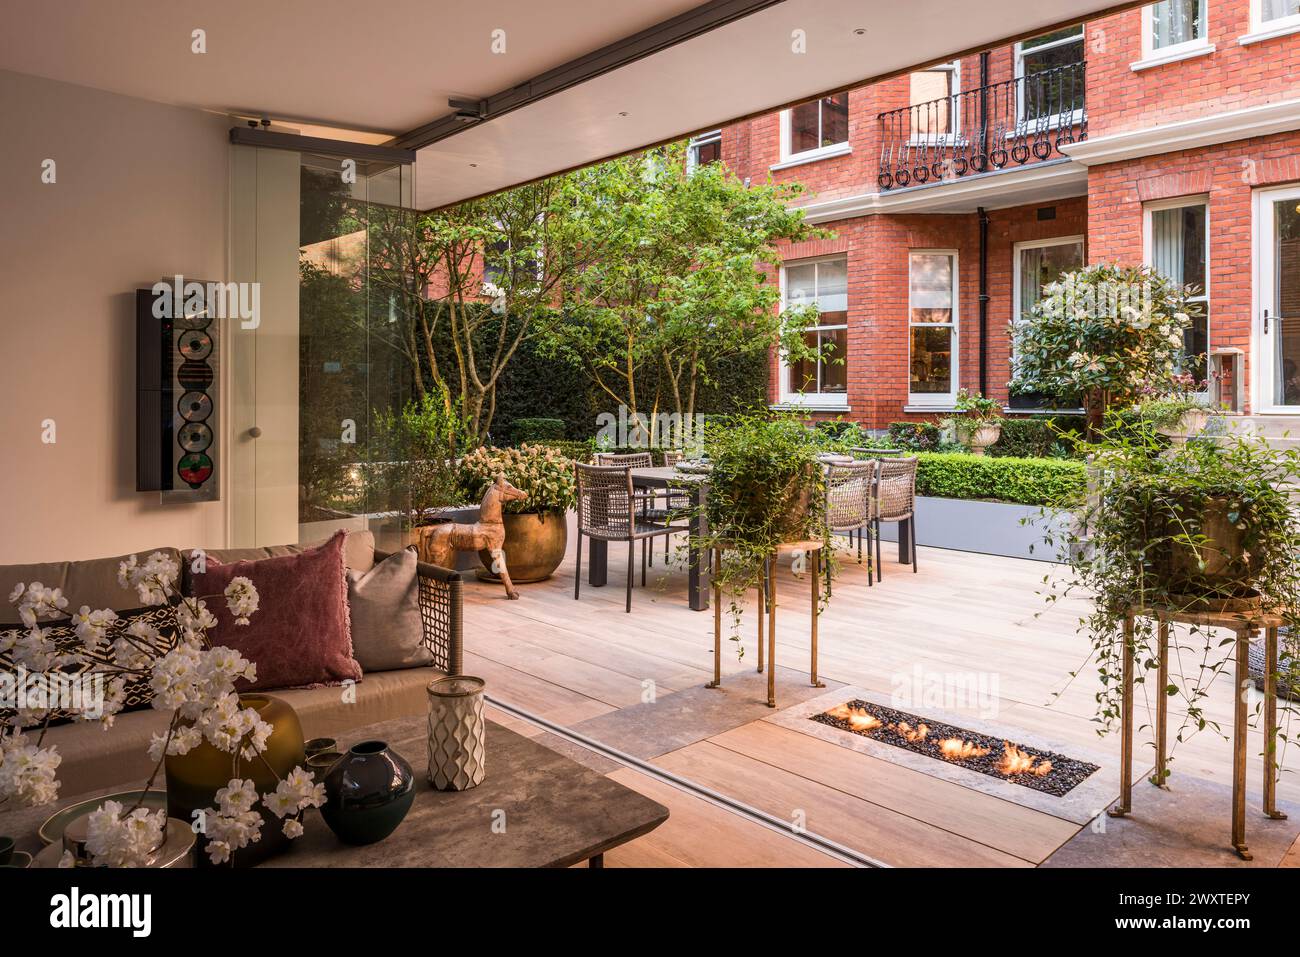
[877,61,1087,191]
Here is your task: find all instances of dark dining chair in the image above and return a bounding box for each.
[573,463,684,613]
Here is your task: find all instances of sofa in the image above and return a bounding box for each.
[0,530,462,794]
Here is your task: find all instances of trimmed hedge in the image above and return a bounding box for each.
[987,415,1086,459]
[915,451,1086,506]
[887,421,943,451]
[512,417,566,442]
[529,439,596,462]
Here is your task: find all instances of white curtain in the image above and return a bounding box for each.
[1152,0,1201,49]
[1264,0,1300,22]
[1151,208,1185,284]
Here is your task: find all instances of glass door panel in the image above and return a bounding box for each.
[1260,190,1300,410]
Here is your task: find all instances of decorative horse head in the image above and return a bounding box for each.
[479,474,527,521]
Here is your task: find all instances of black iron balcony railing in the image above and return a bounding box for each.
[877,61,1086,191]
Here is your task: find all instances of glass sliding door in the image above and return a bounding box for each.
[229,144,417,548]
[1258,186,1300,411]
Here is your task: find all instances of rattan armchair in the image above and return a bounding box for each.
[825,460,877,591]
[874,456,919,580]
[574,463,685,613]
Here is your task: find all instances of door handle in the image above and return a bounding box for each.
[1264,309,1272,335]
[248,426,263,439]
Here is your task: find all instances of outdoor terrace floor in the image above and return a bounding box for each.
[464,515,1300,868]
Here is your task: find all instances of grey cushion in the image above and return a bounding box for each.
[0,547,183,625]
[347,548,431,672]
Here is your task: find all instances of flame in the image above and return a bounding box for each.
[895,721,929,743]
[828,704,883,733]
[937,738,991,760]
[996,742,1053,777]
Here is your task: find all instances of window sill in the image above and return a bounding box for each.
[1130,43,1215,72]
[1001,406,1087,415]
[903,404,957,413]
[770,143,852,171]
[1239,22,1300,45]
[1002,111,1086,137]
[771,401,850,413]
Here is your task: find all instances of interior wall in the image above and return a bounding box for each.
[0,69,230,563]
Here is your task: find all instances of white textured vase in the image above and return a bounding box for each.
[427,676,486,791]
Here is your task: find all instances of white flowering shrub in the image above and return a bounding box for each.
[2,554,324,866]
[459,444,577,514]
[1009,263,1200,422]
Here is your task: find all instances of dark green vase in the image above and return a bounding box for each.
[321,740,415,845]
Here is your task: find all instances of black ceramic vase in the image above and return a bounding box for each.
[321,740,416,846]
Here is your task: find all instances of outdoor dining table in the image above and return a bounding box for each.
[586,465,710,611]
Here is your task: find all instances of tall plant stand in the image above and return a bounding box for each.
[707,541,826,708]
[1107,604,1288,860]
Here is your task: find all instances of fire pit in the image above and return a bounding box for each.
[813,700,1099,796]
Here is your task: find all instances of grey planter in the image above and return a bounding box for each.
[873,496,1068,562]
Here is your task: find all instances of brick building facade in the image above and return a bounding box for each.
[701,0,1300,427]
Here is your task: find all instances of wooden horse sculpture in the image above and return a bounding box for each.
[416,475,528,599]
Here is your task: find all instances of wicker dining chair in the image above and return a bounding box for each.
[874,456,919,580]
[593,451,654,468]
[574,463,684,613]
[825,459,877,591]
[595,451,684,567]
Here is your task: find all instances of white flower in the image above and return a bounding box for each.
[223,578,259,626]
[0,730,62,807]
[264,765,326,818]
[83,800,167,867]
[282,818,304,839]
[72,606,118,652]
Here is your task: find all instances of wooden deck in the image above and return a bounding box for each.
[465,516,1300,867]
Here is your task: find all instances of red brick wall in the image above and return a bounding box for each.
[1088,129,1300,411]
[1086,0,1300,137]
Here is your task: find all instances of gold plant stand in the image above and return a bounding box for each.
[1108,604,1289,860]
[707,541,826,708]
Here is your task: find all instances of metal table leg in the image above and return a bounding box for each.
[1265,625,1287,821]
[810,549,825,689]
[1108,613,1135,819]
[1151,618,1170,788]
[588,538,607,587]
[707,548,721,689]
[766,556,777,708]
[1232,625,1252,860]
[756,574,765,674]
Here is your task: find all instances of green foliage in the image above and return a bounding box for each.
[887,422,943,452]
[527,439,596,463]
[914,452,1087,506]
[987,416,1086,459]
[372,388,477,519]
[1041,417,1300,760]
[952,388,1001,421]
[1126,395,1205,430]
[459,444,578,514]
[511,417,566,443]
[1009,263,1200,421]
[692,414,833,656]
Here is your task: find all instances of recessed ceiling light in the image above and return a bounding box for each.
[469,163,478,168]
[853,27,867,35]
[618,111,629,117]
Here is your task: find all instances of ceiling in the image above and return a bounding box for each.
[0,0,1132,209]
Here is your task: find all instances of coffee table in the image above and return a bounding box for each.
[1,715,669,869]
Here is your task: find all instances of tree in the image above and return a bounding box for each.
[1009,263,1199,432]
[541,145,824,438]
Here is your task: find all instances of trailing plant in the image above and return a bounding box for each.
[459,444,577,515]
[690,414,834,656]
[1009,263,1201,432]
[1040,417,1300,772]
[915,452,1087,506]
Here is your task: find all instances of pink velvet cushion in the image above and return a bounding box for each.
[190,531,361,691]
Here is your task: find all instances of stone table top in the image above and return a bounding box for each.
[2,716,669,869]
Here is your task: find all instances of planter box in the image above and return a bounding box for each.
[873,496,1068,562]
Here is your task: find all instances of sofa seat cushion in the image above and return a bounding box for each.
[0,547,183,626]
[38,667,441,796]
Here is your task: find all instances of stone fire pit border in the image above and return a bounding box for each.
[767,687,1140,825]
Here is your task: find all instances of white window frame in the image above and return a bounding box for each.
[1143,196,1210,388]
[1252,184,1300,412]
[907,250,960,407]
[1013,27,1086,129]
[1134,0,1214,71]
[776,96,851,167]
[778,255,849,408]
[686,129,722,174]
[1011,235,1086,369]
[1241,0,1300,44]
[908,61,962,146]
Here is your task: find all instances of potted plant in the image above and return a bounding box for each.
[459,444,577,583]
[1009,263,1201,435]
[1129,374,1214,441]
[1041,416,1300,763]
[692,414,832,654]
[944,389,1003,456]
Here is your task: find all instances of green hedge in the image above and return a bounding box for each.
[915,452,1086,506]
[987,416,1086,459]
[512,417,566,442]
[887,421,943,451]
[528,439,596,462]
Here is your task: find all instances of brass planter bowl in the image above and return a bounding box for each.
[477,511,568,584]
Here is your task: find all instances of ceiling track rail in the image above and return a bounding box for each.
[392,0,789,151]
[485,691,889,868]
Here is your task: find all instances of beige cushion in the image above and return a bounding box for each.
[0,547,183,625]
[195,529,375,575]
[347,548,430,672]
[40,667,440,795]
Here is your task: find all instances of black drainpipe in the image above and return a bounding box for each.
[978,206,990,397]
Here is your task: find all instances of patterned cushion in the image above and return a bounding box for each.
[0,604,179,726]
